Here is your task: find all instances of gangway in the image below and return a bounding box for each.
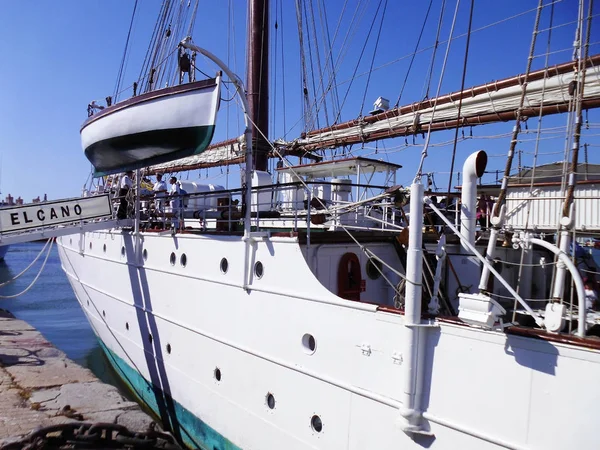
[0,194,125,246]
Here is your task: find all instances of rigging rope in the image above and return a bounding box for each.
[414,0,461,181]
[562,0,593,218]
[491,0,544,219]
[394,0,434,107]
[332,0,386,125]
[0,238,52,288]
[114,0,139,102]
[444,0,475,208]
[0,239,54,299]
[359,0,388,116]
[295,0,314,132]
[317,0,344,127]
[422,0,447,100]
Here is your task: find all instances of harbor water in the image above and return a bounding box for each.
[0,241,124,389]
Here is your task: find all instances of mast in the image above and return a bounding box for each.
[247,0,270,172]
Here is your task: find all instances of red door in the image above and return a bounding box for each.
[338,252,362,301]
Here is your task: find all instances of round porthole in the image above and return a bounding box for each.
[102,310,106,317]
[266,393,275,410]
[214,367,222,382]
[302,333,316,354]
[180,253,187,267]
[89,242,92,250]
[311,415,323,433]
[69,238,72,245]
[366,258,383,280]
[254,261,264,279]
[170,252,176,266]
[220,258,229,273]
[121,246,125,257]
[166,344,172,354]
[103,244,107,253]
[126,322,129,331]
[143,249,148,261]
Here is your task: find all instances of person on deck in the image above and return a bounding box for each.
[117,170,134,220]
[153,174,168,213]
[169,176,183,229]
[476,194,492,231]
[584,278,598,310]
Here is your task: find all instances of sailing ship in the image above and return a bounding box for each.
[58,1,600,448]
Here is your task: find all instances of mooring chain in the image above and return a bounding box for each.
[1,422,183,450]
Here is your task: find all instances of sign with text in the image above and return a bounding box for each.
[0,195,113,233]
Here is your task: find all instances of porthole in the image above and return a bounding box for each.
[103,244,106,253]
[87,300,89,306]
[121,246,125,257]
[143,249,148,261]
[126,322,129,331]
[69,238,72,245]
[302,333,316,354]
[148,333,153,344]
[214,367,222,382]
[254,261,264,279]
[311,415,323,433]
[180,253,187,267]
[220,258,229,273]
[170,252,176,266]
[366,258,383,280]
[102,310,106,317]
[166,343,172,354]
[266,393,276,410]
[89,242,92,250]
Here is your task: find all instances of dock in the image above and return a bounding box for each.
[0,309,164,446]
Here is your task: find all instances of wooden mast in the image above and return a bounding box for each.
[247,0,270,172]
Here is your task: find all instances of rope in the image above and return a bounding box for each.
[444,0,475,208]
[562,0,593,218]
[0,238,52,288]
[394,0,434,107]
[359,0,388,116]
[331,0,384,125]
[422,0,447,100]
[114,0,139,101]
[492,0,544,218]
[414,0,461,181]
[0,239,54,299]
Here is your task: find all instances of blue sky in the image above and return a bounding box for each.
[0,0,597,202]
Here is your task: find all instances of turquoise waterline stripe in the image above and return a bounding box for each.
[97,340,241,450]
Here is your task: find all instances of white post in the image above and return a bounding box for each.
[134,168,141,262]
[528,236,586,336]
[478,227,499,291]
[180,39,254,288]
[460,150,487,253]
[552,230,571,300]
[400,182,424,434]
[519,232,534,300]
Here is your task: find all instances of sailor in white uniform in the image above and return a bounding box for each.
[153,173,168,213]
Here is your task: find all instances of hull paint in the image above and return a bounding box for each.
[58,231,600,450]
[81,79,221,176]
[84,125,216,177]
[0,245,8,260]
[98,340,240,450]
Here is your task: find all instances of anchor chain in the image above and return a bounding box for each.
[1,422,183,450]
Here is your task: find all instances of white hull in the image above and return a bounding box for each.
[58,230,599,450]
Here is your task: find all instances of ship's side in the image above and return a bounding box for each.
[58,230,600,450]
